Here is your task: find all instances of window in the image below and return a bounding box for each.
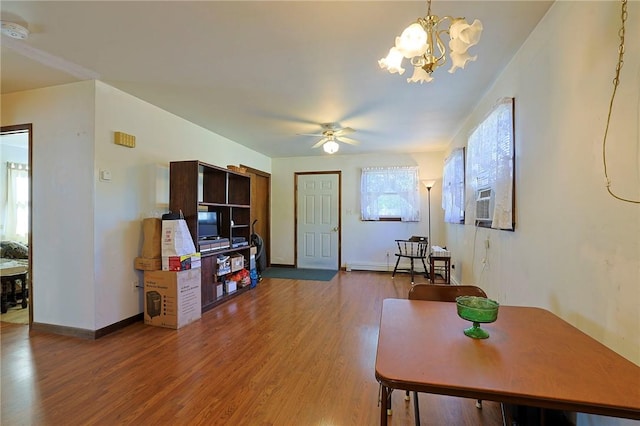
[442,148,465,224]
[361,166,420,221]
[4,162,29,243]
[467,98,515,230]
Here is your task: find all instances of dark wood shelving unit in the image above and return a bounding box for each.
[169,160,252,312]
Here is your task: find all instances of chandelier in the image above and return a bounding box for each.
[378,0,482,83]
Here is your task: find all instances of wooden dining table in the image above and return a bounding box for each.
[375,299,640,425]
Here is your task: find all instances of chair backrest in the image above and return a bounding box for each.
[408,284,487,302]
[395,239,428,257]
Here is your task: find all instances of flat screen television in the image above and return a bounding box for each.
[198,211,219,240]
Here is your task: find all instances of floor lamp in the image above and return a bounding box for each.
[422,180,436,277]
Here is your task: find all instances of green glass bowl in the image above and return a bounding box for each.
[455,296,499,339]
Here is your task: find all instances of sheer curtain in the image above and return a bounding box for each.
[467,98,514,230]
[361,166,420,221]
[442,148,465,224]
[4,162,29,243]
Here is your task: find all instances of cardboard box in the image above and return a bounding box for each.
[227,165,247,174]
[216,255,231,276]
[135,257,162,271]
[162,253,201,271]
[231,255,244,272]
[249,246,257,270]
[143,269,202,329]
[224,280,237,294]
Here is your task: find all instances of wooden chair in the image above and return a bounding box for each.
[408,283,487,302]
[391,239,429,284]
[405,284,488,426]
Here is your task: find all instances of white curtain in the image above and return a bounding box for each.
[492,100,515,229]
[442,148,465,224]
[4,162,29,243]
[467,98,514,230]
[361,166,420,221]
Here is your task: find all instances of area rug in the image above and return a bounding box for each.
[1,306,29,325]
[260,267,337,282]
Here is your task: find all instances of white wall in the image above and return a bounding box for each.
[1,80,272,330]
[445,0,639,378]
[2,81,97,329]
[271,151,445,271]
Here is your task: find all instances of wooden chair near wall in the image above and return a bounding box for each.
[391,238,429,284]
[408,283,487,302]
[405,284,488,426]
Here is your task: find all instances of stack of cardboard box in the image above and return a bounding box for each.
[140,217,202,329]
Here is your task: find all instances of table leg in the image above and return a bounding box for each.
[380,385,389,426]
[19,274,28,308]
[1,278,9,313]
[10,279,17,304]
[429,258,434,283]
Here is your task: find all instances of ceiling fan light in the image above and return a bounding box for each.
[1,21,29,40]
[323,140,339,154]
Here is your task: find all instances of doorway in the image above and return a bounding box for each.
[295,172,341,270]
[0,124,32,326]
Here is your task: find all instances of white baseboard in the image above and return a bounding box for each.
[346,262,392,272]
[346,261,428,274]
[347,261,460,285]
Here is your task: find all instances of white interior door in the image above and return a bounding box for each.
[296,173,340,270]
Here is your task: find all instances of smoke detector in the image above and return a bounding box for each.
[1,21,29,40]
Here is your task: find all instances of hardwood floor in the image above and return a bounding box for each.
[1,271,503,425]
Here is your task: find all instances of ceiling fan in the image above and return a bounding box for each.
[298,123,360,153]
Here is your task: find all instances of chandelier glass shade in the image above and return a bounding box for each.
[378,0,482,83]
[323,140,340,154]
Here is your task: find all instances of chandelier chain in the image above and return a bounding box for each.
[602,0,639,203]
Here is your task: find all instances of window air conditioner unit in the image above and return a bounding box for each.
[476,188,494,222]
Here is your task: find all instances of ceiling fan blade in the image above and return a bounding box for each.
[337,136,360,146]
[312,138,329,148]
[335,127,355,136]
[297,133,325,137]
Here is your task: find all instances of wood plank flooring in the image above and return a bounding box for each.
[1,271,503,425]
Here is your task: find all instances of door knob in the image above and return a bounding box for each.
[332,227,339,232]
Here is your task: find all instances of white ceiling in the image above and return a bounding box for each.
[1,1,554,158]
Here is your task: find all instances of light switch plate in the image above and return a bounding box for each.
[100,170,112,181]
